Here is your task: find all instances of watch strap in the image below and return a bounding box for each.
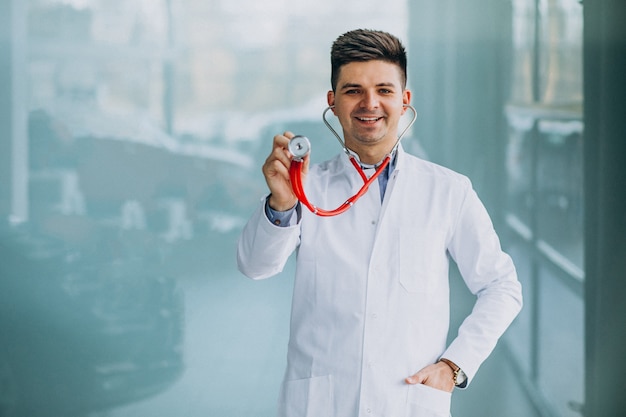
[438,357,462,386]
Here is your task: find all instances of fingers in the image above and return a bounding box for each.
[265,132,293,172]
[262,132,299,211]
[263,157,290,182]
[264,131,297,172]
[405,362,455,393]
[405,372,425,385]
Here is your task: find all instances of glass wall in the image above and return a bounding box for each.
[406,0,585,415]
[0,1,408,416]
[1,0,587,416]
[503,0,584,416]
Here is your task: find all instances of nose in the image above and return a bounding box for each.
[360,91,379,110]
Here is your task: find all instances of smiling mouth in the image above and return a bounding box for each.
[356,116,383,123]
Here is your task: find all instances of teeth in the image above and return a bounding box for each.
[359,117,380,121]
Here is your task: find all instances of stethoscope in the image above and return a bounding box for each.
[288,104,417,217]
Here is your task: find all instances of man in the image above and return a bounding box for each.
[237,29,522,417]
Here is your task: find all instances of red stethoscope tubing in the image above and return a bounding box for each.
[289,154,391,217]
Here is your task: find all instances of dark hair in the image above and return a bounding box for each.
[330,29,408,92]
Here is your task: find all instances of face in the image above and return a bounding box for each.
[327,60,411,164]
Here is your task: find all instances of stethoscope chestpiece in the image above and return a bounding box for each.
[288,135,311,160]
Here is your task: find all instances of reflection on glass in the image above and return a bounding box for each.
[502,2,584,416]
[505,114,535,231]
[537,0,583,106]
[502,237,534,375]
[537,266,584,416]
[510,0,537,104]
[535,120,584,273]
[0,210,184,416]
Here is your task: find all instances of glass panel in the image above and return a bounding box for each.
[510,0,537,104]
[505,117,535,233]
[535,120,584,273]
[502,235,534,376]
[28,2,169,124]
[537,0,583,106]
[537,265,585,416]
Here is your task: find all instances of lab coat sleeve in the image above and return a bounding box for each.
[442,181,523,386]
[237,197,301,280]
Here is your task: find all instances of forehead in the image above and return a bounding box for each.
[337,60,404,88]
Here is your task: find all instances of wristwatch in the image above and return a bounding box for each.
[438,357,467,387]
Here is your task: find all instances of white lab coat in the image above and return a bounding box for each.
[237,146,522,417]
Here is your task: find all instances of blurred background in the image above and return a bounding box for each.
[1,0,624,416]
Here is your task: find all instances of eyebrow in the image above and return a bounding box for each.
[339,82,397,90]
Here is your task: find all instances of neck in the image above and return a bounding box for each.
[348,139,398,165]
[346,144,398,167]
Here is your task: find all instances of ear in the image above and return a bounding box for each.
[327,90,336,113]
[401,89,412,114]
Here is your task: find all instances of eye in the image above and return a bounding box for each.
[379,88,393,94]
[345,89,360,95]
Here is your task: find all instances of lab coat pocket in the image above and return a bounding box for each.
[399,240,439,294]
[406,384,452,417]
[278,375,333,417]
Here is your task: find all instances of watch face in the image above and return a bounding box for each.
[456,370,467,386]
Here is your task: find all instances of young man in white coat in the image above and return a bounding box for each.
[237,29,523,417]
